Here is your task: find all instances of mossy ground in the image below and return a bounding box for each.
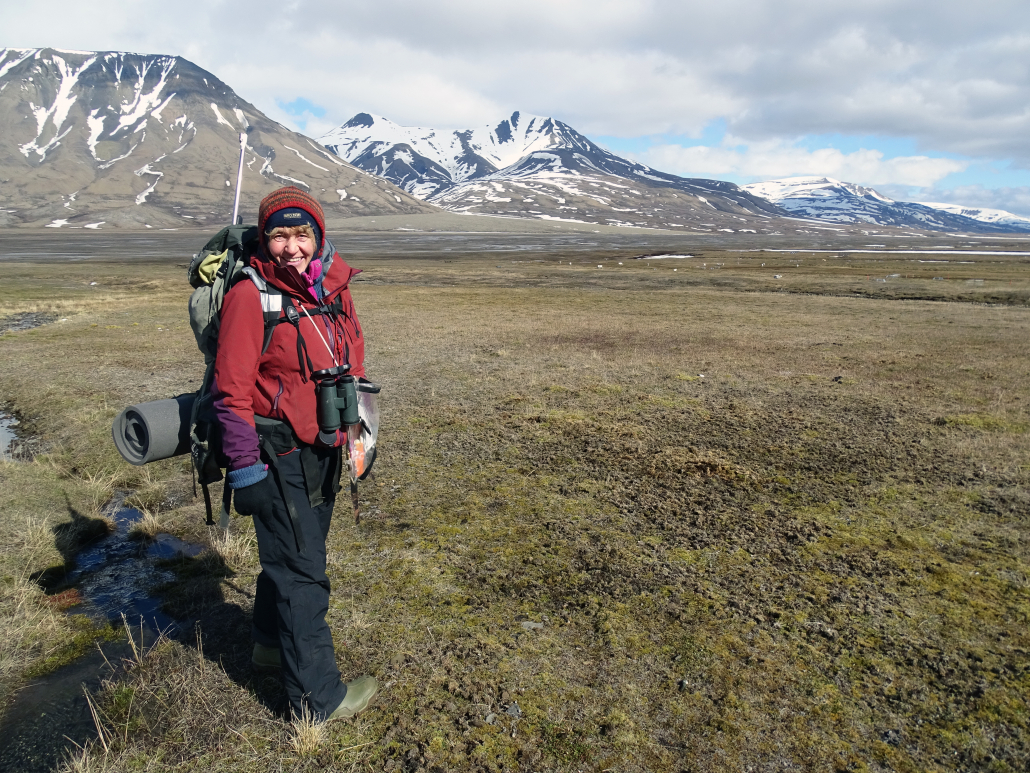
[0,235,1027,771]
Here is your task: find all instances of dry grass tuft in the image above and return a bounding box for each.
[126,508,162,540]
[81,471,120,520]
[59,743,107,773]
[288,705,326,757]
[204,529,257,573]
[20,514,57,566]
[346,595,374,631]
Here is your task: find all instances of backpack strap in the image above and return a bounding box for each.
[240,267,348,381]
[242,267,288,355]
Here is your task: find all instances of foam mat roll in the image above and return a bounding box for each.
[112,393,195,465]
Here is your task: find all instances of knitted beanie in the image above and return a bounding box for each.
[257,186,326,251]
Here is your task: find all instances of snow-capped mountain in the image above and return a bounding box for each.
[320,112,789,231]
[0,48,432,228]
[742,177,1030,234]
[320,111,574,199]
[916,201,1030,229]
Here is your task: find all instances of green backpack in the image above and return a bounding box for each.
[187,224,269,525]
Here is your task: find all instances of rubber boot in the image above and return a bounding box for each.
[328,675,378,720]
[252,643,281,670]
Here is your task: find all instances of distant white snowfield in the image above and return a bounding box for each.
[915,201,1030,228]
[742,177,1030,232]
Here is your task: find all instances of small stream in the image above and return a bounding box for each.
[67,496,203,634]
[0,485,205,770]
[1,312,209,769]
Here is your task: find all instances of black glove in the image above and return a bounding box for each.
[233,475,275,519]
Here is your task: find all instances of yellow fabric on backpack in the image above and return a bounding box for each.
[197,250,229,285]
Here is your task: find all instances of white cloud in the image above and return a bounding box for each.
[7,1,1029,156]
[634,139,968,189]
[4,0,1030,215]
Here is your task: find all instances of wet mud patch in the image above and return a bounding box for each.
[0,410,17,458]
[0,407,39,461]
[0,632,142,773]
[0,312,57,335]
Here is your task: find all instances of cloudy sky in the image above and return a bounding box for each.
[5,0,1030,214]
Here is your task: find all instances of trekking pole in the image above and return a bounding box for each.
[351,479,361,524]
[201,132,246,530]
[231,132,247,225]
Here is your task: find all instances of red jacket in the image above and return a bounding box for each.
[212,251,365,472]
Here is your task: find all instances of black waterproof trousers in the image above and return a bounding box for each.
[250,444,347,719]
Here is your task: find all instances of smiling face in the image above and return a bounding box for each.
[266,225,316,273]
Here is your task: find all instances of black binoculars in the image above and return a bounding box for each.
[314,365,360,444]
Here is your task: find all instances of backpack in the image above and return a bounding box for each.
[186,225,341,525]
[186,224,261,525]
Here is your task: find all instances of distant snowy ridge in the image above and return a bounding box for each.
[744,177,893,206]
[319,111,786,231]
[743,176,1030,234]
[916,201,1030,228]
[320,115,1030,234]
[320,111,618,199]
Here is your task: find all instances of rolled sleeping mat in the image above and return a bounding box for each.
[112,393,196,465]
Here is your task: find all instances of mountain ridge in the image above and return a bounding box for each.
[0,48,434,229]
[744,176,1030,234]
[4,47,1026,236]
[320,111,791,232]
[320,114,1030,235]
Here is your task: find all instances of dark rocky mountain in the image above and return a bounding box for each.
[0,48,435,229]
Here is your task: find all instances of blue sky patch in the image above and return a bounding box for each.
[277,98,327,130]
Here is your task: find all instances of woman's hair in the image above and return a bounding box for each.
[265,224,317,244]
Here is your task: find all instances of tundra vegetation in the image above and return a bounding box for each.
[0,231,1028,772]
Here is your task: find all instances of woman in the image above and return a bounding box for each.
[212,185,377,721]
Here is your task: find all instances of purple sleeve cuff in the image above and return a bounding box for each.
[227,462,268,489]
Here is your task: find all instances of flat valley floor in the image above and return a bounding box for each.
[1,225,1028,772]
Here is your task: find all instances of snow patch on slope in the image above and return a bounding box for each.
[134,163,163,204]
[20,52,97,160]
[743,176,893,204]
[210,102,234,129]
[0,48,35,81]
[109,55,176,136]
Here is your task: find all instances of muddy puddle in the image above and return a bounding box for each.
[0,311,57,335]
[66,496,203,633]
[1,310,55,460]
[0,410,16,458]
[0,497,204,772]
[0,407,37,462]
